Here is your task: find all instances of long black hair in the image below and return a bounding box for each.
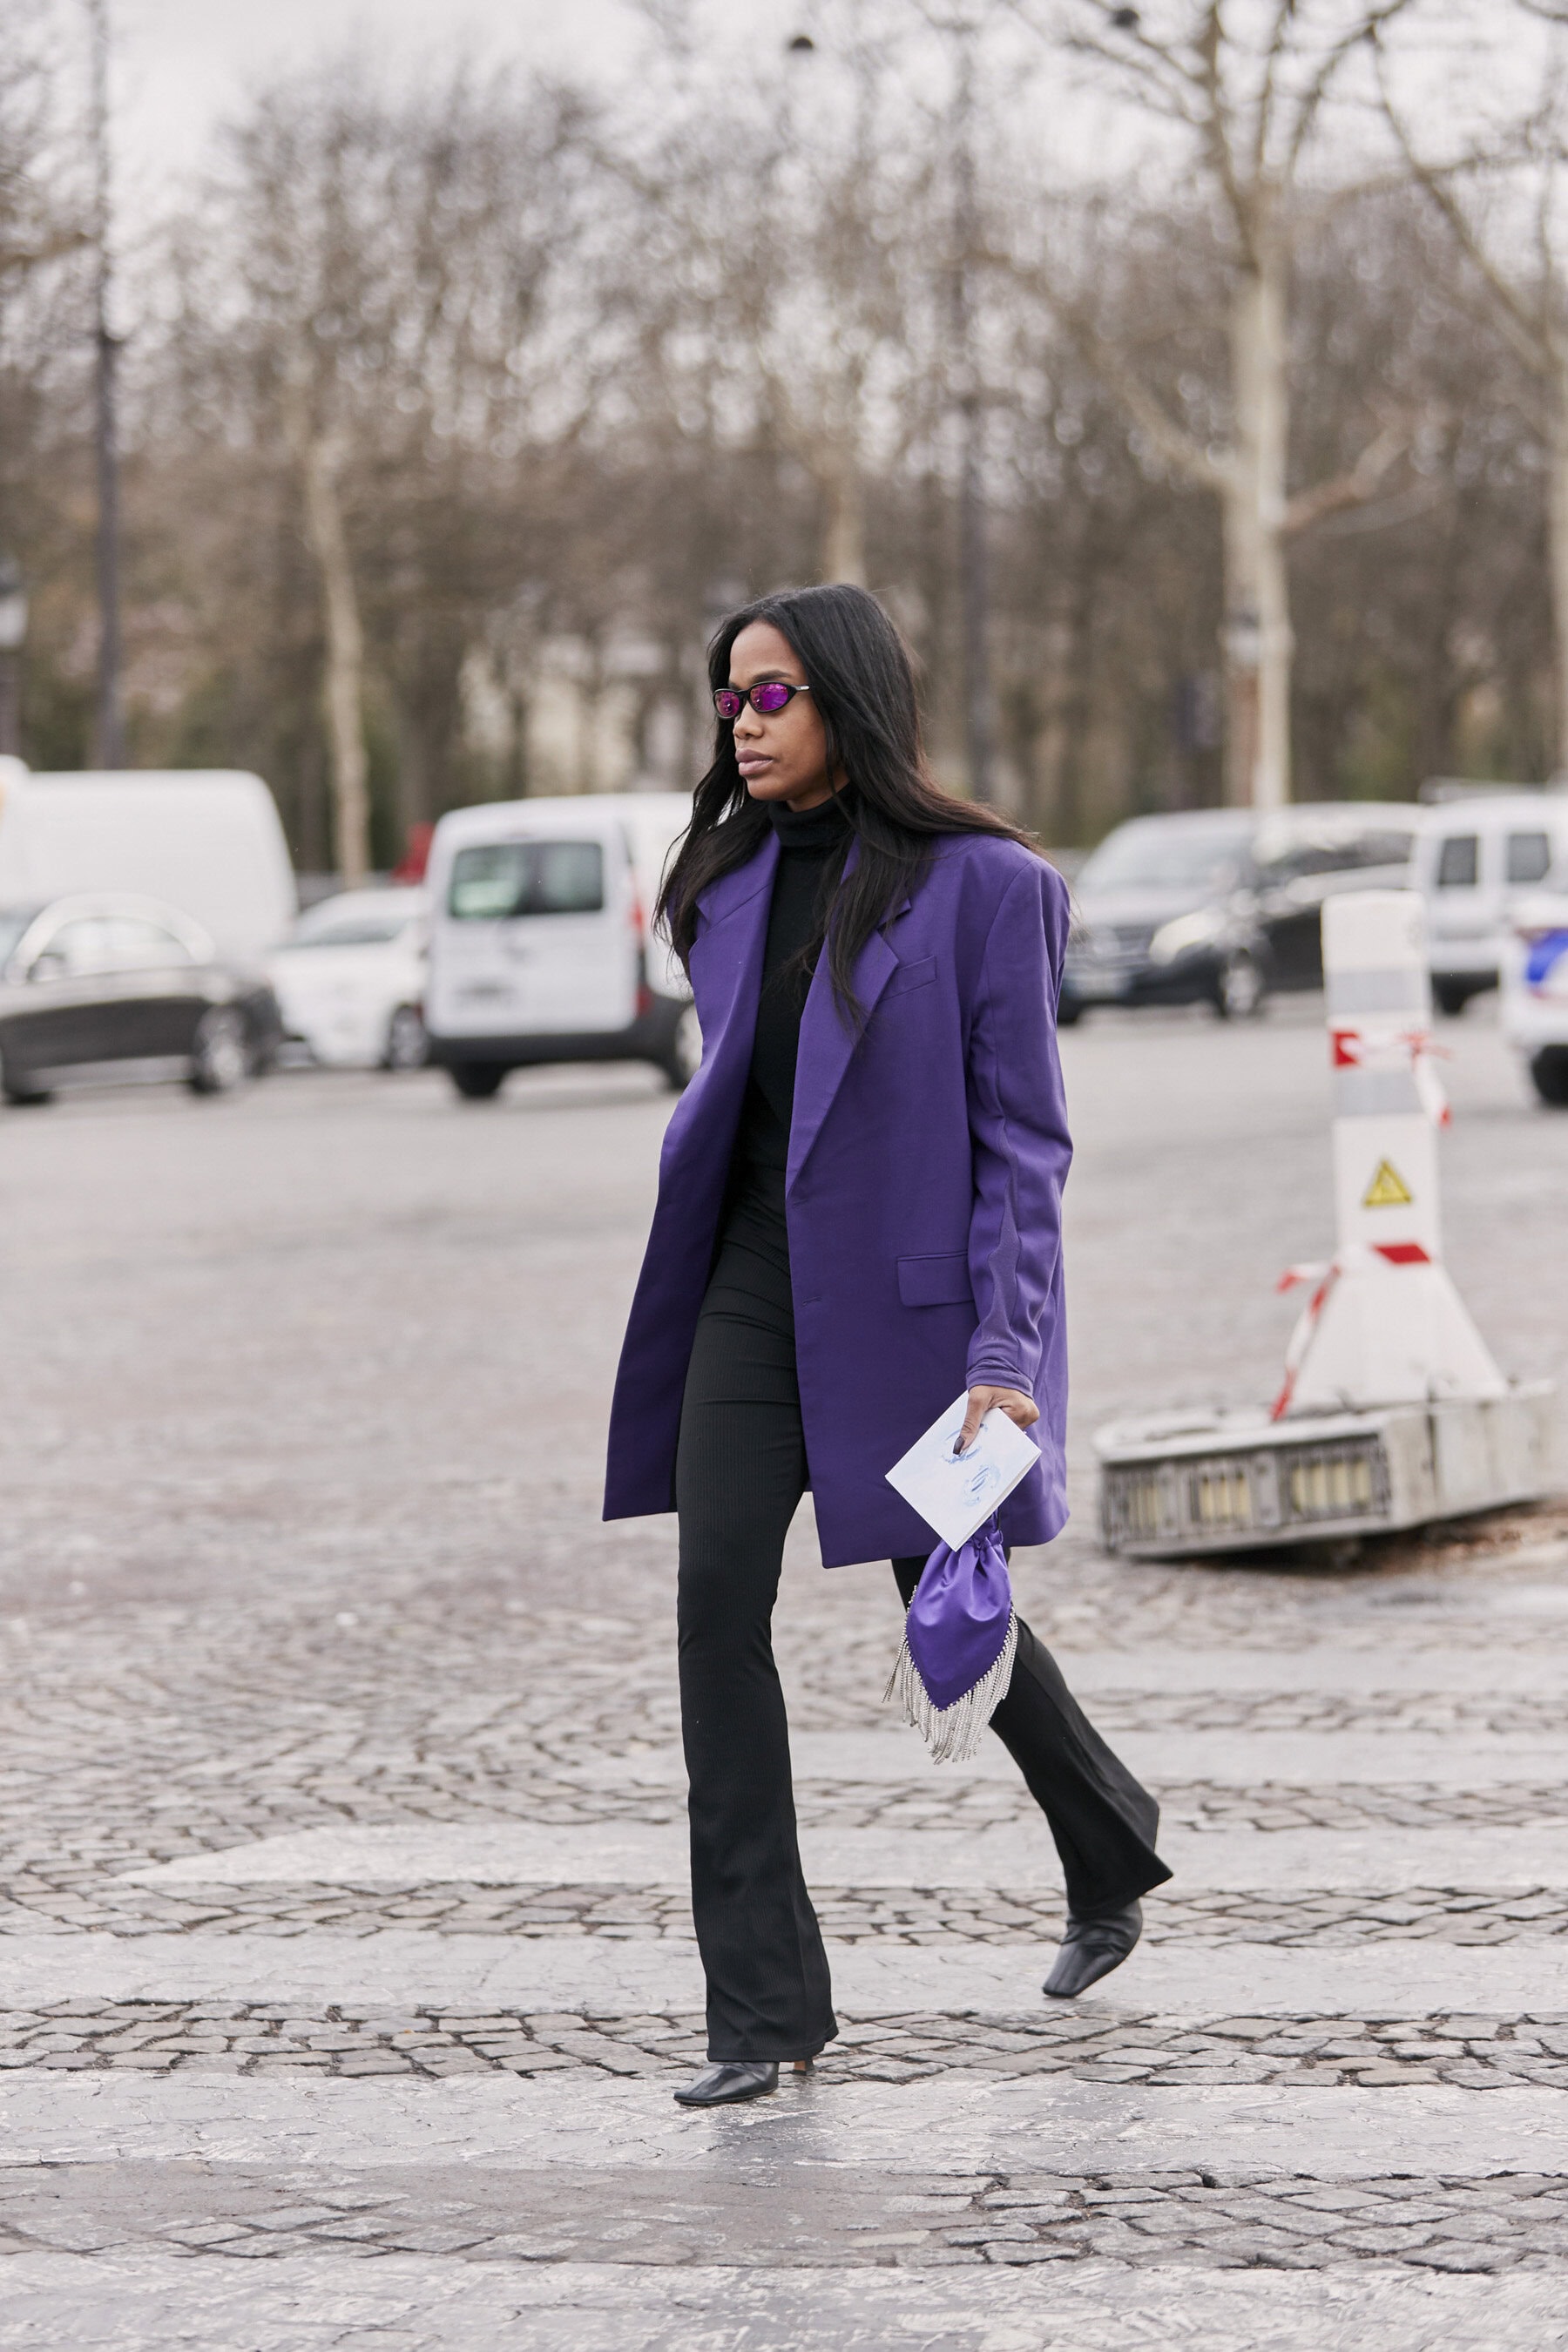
[657,584,1041,1020]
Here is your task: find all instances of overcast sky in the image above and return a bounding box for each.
[85,0,1549,247]
[108,0,650,197]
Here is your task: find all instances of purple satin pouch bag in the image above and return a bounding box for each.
[884,1516,1017,1762]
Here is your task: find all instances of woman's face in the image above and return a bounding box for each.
[726,620,840,812]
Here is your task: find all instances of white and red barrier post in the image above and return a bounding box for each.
[1274,891,1506,1419]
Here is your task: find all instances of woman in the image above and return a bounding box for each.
[605,585,1170,2108]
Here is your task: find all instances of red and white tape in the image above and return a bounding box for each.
[1270,1241,1433,1422]
[1329,1023,1450,1127]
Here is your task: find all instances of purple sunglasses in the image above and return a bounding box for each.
[713,680,812,720]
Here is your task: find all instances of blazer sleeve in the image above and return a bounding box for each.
[963,860,1073,1399]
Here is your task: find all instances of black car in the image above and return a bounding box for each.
[1060,805,1419,1023]
[0,894,282,1105]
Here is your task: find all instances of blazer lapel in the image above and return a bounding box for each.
[787,882,910,1194]
[693,832,779,942]
[685,831,779,1085]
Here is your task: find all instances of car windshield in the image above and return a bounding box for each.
[1076,822,1252,896]
[281,903,416,949]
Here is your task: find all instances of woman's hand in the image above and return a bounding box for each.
[956,1385,1039,1454]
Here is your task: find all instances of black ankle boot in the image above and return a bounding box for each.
[673,2060,779,2107]
[1043,1899,1143,1998]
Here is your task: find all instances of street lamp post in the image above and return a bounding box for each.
[0,557,27,759]
[949,24,993,805]
[87,0,125,769]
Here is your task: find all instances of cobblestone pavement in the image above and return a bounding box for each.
[3,2159,1568,2271]
[6,2002,1568,2088]
[6,1879,1568,1946]
[0,1005,1565,2348]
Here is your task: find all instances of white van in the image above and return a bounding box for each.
[423,793,698,1098]
[1412,789,1568,1014]
[0,760,296,963]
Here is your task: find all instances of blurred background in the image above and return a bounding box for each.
[3,0,1565,881]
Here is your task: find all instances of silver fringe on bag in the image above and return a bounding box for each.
[883,1610,1017,1764]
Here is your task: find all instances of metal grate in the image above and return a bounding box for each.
[1102,1431,1389,1551]
[1281,1437,1389,1524]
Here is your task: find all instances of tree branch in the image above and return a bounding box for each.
[1253,0,1297,186]
[1282,420,1406,537]
[0,226,91,276]
[1283,0,1415,182]
[1376,46,1551,371]
[1049,289,1229,489]
[1194,0,1257,263]
[1006,0,1207,130]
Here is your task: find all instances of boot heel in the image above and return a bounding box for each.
[792,2058,814,2075]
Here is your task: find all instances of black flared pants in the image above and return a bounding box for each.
[676,1210,1172,2064]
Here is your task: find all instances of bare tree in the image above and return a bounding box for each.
[1379,16,1568,773]
[16,14,1563,841]
[0,1,94,761]
[619,15,939,592]
[1004,0,1412,807]
[166,57,591,870]
[0,2,87,281]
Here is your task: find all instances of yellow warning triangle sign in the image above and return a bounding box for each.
[1362,1158,1413,1209]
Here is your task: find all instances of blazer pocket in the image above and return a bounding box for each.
[884,954,937,997]
[897,1251,973,1308]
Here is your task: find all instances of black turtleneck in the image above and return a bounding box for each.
[725,793,853,1251]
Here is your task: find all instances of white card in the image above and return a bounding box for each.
[885,1391,1041,1551]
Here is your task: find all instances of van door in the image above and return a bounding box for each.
[1504,825,1552,890]
[440,832,635,1037]
[514,834,634,1033]
[434,847,528,1037]
[1428,828,1491,971]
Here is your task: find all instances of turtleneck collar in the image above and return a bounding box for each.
[765,791,854,852]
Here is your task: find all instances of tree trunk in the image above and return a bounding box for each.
[820,452,867,586]
[1051,569,1096,843]
[1222,248,1293,810]
[1549,356,1568,781]
[299,430,372,886]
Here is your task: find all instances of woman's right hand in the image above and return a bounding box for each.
[956,1384,1039,1454]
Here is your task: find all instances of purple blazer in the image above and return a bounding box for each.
[604,828,1074,1568]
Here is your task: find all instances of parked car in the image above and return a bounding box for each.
[268,887,428,1070]
[1500,883,1568,1105]
[0,760,296,961]
[423,794,698,1098]
[1410,789,1568,1014]
[1060,804,1418,1023]
[0,893,280,1106]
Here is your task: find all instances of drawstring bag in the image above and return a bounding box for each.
[884,1515,1017,1763]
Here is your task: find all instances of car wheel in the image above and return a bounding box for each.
[383,1004,429,1071]
[449,1063,507,1100]
[1434,977,1477,1017]
[1056,994,1084,1028]
[187,1007,249,1095]
[1529,1047,1568,1107]
[660,1004,703,1092]
[1213,952,1265,1020]
[0,1057,52,1106]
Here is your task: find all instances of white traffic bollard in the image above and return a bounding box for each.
[1093,884,1553,1557]
[1275,890,1505,1417]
